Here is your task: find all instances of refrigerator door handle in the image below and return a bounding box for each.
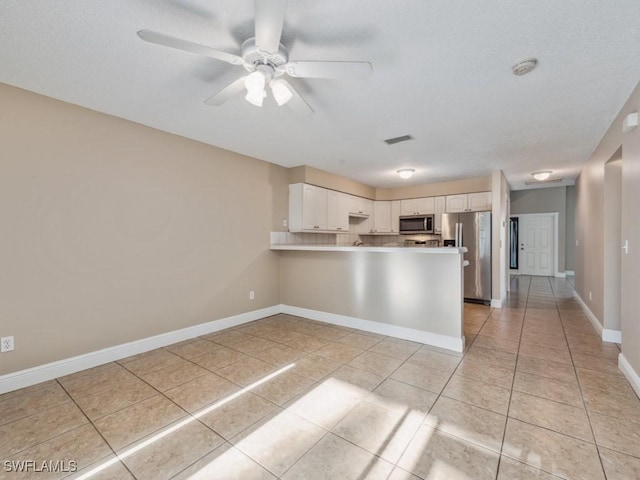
[458,222,463,247]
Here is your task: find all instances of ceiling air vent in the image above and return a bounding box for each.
[384,135,414,145]
[525,177,563,186]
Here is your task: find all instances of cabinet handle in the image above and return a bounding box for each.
[314,226,319,229]
[337,227,342,230]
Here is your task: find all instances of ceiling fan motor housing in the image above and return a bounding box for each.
[242,38,288,74]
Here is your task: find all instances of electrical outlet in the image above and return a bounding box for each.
[282,219,288,228]
[1,336,14,353]
[589,291,592,301]
[249,290,255,300]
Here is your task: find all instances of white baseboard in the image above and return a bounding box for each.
[619,353,640,399]
[603,329,622,344]
[0,306,281,395]
[565,270,575,276]
[491,298,504,308]
[573,290,603,336]
[555,272,566,278]
[281,305,464,353]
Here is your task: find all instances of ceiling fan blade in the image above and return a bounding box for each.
[254,0,287,53]
[284,61,373,80]
[203,76,248,106]
[282,80,314,116]
[137,30,245,66]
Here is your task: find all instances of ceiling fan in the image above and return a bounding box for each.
[137,0,373,114]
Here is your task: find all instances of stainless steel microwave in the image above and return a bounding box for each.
[399,214,434,234]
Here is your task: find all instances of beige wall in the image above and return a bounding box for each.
[603,156,622,332]
[0,84,289,375]
[575,80,640,377]
[510,186,568,272]
[376,176,492,200]
[565,186,576,272]
[492,171,510,302]
[288,165,375,199]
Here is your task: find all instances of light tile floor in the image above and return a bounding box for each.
[1,276,640,479]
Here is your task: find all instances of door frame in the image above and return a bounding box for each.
[509,212,562,277]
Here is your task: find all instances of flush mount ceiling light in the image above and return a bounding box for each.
[397,169,415,179]
[532,170,552,181]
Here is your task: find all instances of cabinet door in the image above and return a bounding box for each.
[349,195,371,216]
[302,184,328,230]
[468,192,492,211]
[356,198,374,234]
[400,198,418,215]
[434,196,446,233]
[390,200,401,233]
[417,197,435,214]
[327,190,349,232]
[373,201,391,233]
[445,194,467,213]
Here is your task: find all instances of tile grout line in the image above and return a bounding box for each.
[550,277,610,480]
[494,274,530,479]
[54,378,140,480]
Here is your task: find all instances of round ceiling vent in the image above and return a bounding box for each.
[512,58,538,76]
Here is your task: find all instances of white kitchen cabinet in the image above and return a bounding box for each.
[400,197,435,215]
[467,192,492,211]
[445,192,491,213]
[434,196,446,234]
[289,183,329,232]
[349,195,372,217]
[290,183,351,233]
[327,190,349,232]
[355,198,374,234]
[390,200,401,233]
[373,201,391,233]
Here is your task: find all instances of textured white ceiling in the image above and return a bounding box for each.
[2,0,639,189]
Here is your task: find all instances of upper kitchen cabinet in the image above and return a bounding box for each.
[289,183,328,231]
[434,196,446,234]
[348,195,372,217]
[390,200,401,233]
[445,192,491,213]
[400,197,435,215]
[327,190,349,232]
[372,201,391,233]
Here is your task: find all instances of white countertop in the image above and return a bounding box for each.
[271,244,467,254]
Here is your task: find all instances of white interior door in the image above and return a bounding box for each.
[519,214,554,276]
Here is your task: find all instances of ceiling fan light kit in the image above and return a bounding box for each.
[270,79,293,106]
[137,0,372,113]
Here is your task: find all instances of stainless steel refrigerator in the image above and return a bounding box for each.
[441,211,492,304]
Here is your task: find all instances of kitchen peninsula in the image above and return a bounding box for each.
[271,244,468,352]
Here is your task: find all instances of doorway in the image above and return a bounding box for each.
[517,214,554,276]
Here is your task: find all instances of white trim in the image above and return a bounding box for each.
[0,306,281,395]
[555,272,566,278]
[573,290,603,336]
[553,212,561,277]
[565,270,575,276]
[603,329,622,344]
[281,305,465,353]
[491,298,504,308]
[619,353,640,398]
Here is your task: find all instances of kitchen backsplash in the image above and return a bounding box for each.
[270,231,441,246]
